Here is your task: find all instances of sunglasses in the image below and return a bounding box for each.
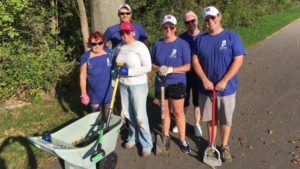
[119,12,131,16]
[163,25,175,30]
[119,30,132,36]
[90,41,104,46]
[204,16,216,22]
[184,19,196,25]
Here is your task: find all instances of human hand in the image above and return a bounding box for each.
[203,79,214,91]
[215,80,227,91]
[81,93,90,105]
[158,65,173,76]
[118,66,128,75]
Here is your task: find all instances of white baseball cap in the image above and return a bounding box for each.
[162,15,177,25]
[118,4,132,12]
[203,6,220,19]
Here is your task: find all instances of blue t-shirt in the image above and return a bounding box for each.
[80,48,113,104]
[179,31,203,84]
[103,23,148,48]
[192,29,246,96]
[151,38,191,91]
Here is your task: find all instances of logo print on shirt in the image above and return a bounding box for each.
[220,40,227,50]
[107,57,112,67]
[169,49,177,58]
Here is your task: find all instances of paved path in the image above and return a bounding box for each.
[39,18,300,169]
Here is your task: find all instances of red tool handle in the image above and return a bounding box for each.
[211,88,216,144]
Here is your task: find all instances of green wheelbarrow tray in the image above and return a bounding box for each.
[27,112,123,169]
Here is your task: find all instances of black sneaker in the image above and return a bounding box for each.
[180,141,191,154]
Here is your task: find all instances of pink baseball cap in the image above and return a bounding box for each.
[120,22,134,31]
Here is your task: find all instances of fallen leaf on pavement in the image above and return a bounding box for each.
[239,136,247,146]
[291,159,299,165]
[289,140,296,144]
[267,111,272,114]
[296,146,300,151]
[293,154,299,158]
[248,145,254,150]
[267,130,273,135]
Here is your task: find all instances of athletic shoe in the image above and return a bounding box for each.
[206,148,216,158]
[125,142,135,149]
[180,141,191,154]
[221,145,232,162]
[143,150,151,157]
[172,126,178,133]
[194,124,202,137]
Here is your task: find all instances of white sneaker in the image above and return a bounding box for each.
[172,126,178,133]
[194,124,202,137]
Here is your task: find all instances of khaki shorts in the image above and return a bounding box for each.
[199,92,236,126]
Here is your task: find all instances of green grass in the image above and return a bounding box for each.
[236,5,300,48]
[0,100,89,169]
[1,5,300,169]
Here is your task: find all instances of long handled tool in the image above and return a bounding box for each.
[203,88,222,167]
[90,62,124,162]
[156,74,170,156]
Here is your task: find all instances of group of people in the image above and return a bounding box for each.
[79,4,245,162]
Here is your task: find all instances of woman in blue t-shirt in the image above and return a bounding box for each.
[80,32,113,120]
[151,15,191,154]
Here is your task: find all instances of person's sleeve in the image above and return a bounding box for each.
[232,32,246,57]
[191,37,198,55]
[182,42,191,64]
[151,42,157,64]
[137,25,148,41]
[80,53,88,66]
[128,43,152,76]
[103,28,110,41]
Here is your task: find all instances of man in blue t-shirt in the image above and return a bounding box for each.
[178,11,203,137]
[103,3,148,48]
[192,6,245,162]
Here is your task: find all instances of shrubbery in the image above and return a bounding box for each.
[0,0,299,103]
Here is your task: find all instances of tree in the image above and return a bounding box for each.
[77,0,90,52]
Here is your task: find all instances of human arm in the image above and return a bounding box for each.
[192,54,214,91]
[80,63,89,105]
[127,43,152,76]
[215,55,243,91]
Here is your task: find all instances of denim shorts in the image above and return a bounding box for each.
[155,82,186,100]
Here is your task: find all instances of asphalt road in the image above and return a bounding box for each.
[38,18,300,169]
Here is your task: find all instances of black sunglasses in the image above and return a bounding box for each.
[90,41,104,46]
[184,19,196,25]
[119,30,132,36]
[163,25,175,30]
[119,12,131,16]
[204,16,216,22]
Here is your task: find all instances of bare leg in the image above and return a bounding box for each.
[207,121,217,144]
[220,123,231,146]
[171,98,186,141]
[163,100,171,136]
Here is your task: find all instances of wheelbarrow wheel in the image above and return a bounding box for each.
[97,152,118,169]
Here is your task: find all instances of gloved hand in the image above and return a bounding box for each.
[81,93,90,105]
[118,66,128,75]
[158,65,173,76]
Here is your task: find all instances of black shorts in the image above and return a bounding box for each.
[155,82,186,100]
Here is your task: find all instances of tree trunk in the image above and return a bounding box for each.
[77,0,90,52]
[91,0,124,48]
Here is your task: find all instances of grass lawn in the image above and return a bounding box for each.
[1,4,300,169]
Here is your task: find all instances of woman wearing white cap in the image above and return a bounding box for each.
[151,15,192,154]
[103,3,148,48]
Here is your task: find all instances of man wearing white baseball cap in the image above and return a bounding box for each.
[192,6,245,162]
[103,3,148,48]
[152,15,192,154]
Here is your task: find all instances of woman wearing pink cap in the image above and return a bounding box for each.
[116,22,153,157]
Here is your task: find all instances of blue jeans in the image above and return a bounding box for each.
[119,82,153,151]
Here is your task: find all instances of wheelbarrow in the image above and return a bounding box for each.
[27,112,123,169]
